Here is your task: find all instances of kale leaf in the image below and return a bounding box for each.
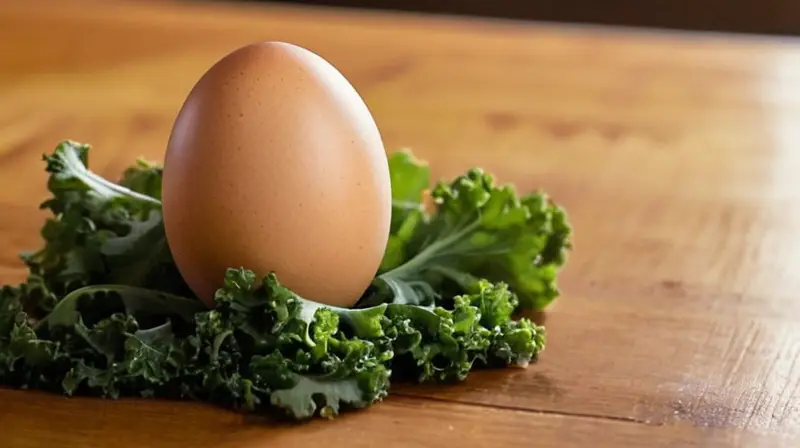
[374,153,572,310]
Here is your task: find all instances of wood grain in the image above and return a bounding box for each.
[2,0,800,446]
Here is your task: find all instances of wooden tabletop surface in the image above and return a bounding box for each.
[3,0,800,446]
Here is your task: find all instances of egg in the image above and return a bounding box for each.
[161,41,392,308]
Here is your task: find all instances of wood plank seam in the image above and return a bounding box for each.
[392,392,656,425]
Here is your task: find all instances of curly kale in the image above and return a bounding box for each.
[0,141,571,420]
[374,149,572,310]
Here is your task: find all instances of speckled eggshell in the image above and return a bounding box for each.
[162,41,391,308]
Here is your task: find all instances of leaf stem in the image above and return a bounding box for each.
[379,219,480,282]
[59,144,162,207]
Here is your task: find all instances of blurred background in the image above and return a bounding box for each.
[258,0,800,35]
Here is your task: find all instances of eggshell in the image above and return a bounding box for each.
[162,41,391,308]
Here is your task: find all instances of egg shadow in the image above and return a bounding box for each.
[511,307,547,326]
[526,310,547,326]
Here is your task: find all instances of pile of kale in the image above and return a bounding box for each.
[0,140,571,420]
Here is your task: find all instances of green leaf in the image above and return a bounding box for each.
[375,167,572,311]
[388,149,430,208]
[270,373,371,419]
[20,140,190,310]
[44,140,161,210]
[45,284,205,331]
[382,279,544,382]
[0,286,23,337]
[118,158,163,200]
[381,150,431,272]
[200,268,393,418]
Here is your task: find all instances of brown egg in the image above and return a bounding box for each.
[162,41,391,308]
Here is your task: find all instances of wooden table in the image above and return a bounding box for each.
[2,1,800,446]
